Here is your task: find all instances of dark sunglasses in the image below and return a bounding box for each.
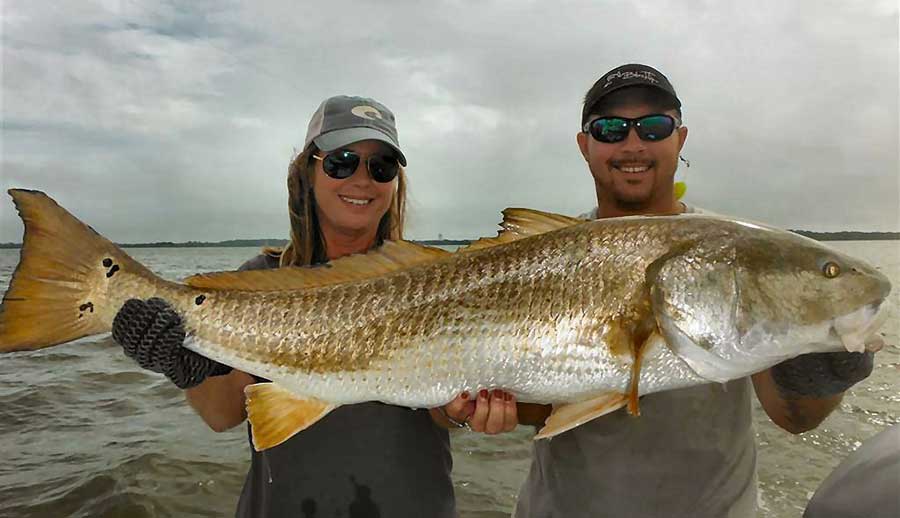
[583,114,680,143]
[313,149,400,183]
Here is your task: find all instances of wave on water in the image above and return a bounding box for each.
[0,452,245,518]
[0,333,250,517]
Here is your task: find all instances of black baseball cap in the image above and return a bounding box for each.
[582,64,681,125]
[304,95,407,166]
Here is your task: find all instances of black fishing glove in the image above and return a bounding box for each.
[112,297,231,389]
[771,351,874,399]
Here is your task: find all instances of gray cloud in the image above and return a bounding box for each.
[2,0,898,244]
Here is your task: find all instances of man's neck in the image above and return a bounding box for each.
[596,199,684,219]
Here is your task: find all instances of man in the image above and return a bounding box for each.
[513,63,878,518]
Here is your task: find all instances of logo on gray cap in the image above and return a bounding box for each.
[350,105,384,120]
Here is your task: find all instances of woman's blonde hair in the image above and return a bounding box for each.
[264,144,407,267]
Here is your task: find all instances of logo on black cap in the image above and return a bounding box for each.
[603,70,660,89]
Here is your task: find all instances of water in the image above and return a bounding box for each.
[0,242,897,518]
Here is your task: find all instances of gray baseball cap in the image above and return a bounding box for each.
[303,95,407,166]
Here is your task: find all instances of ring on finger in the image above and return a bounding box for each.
[438,406,471,430]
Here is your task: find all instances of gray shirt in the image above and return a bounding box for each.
[234,254,456,518]
[514,205,758,518]
[514,380,758,518]
[804,424,900,518]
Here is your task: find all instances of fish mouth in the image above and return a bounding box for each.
[833,300,888,353]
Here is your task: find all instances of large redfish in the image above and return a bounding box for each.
[0,190,889,449]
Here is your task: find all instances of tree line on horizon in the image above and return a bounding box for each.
[0,238,474,249]
[0,231,897,249]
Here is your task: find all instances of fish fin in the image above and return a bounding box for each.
[460,208,584,252]
[626,329,661,416]
[0,189,156,351]
[603,308,657,416]
[245,383,337,451]
[185,240,450,291]
[534,393,629,440]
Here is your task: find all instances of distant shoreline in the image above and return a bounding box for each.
[0,239,474,249]
[0,232,897,249]
[791,231,900,242]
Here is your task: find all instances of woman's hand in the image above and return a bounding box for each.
[112,297,232,388]
[435,389,518,434]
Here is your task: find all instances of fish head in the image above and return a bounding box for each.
[651,223,891,382]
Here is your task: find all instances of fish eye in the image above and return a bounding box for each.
[822,261,841,278]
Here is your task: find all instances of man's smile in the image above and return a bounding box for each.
[610,160,654,174]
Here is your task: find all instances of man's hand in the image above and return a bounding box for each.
[112,297,232,389]
[755,340,881,434]
[434,389,519,434]
[771,350,876,399]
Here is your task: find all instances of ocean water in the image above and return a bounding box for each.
[0,241,897,518]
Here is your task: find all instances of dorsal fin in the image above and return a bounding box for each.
[184,240,450,291]
[459,208,584,252]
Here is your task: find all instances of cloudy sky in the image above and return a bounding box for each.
[2,0,898,243]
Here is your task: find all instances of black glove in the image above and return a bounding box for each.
[112,297,231,389]
[771,351,874,399]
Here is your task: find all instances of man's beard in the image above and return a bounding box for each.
[591,165,656,211]
[614,196,654,211]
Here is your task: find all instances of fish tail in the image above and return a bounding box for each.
[0,189,160,352]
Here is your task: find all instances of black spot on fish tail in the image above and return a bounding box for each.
[102,258,113,267]
[195,295,206,305]
[105,264,120,278]
[78,301,94,319]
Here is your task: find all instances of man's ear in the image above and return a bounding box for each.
[677,126,688,152]
[576,131,590,162]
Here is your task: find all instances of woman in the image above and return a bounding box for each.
[111,95,516,517]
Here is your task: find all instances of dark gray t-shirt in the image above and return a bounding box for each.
[234,254,456,518]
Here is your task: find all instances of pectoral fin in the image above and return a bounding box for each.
[625,329,664,416]
[244,383,336,451]
[627,339,645,416]
[605,311,657,417]
[534,393,628,440]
